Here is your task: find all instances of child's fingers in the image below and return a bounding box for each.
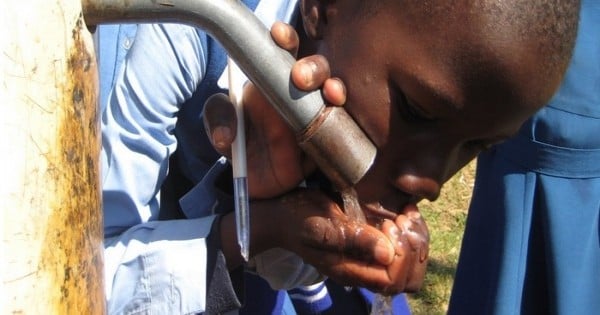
[323,77,347,106]
[270,21,299,57]
[202,93,237,157]
[291,55,331,91]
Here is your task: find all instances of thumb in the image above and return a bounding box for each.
[203,93,237,157]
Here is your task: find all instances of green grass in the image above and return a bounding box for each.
[406,161,476,315]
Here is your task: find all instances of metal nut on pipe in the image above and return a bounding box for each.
[298,107,377,189]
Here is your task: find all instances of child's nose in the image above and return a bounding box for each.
[391,174,441,202]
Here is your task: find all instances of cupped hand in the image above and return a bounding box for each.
[203,22,346,199]
[377,205,429,293]
[320,206,429,294]
[253,188,429,295]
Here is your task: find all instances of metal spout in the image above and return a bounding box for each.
[82,0,376,188]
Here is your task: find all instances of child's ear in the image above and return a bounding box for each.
[299,0,328,40]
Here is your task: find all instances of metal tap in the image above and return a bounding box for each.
[82,0,377,189]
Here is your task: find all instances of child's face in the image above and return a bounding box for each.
[312,1,562,219]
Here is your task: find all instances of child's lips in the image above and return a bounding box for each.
[362,201,407,221]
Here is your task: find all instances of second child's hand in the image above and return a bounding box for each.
[203,22,346,199]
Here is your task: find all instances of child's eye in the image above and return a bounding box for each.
[404,97,436,122]
[390,84,435,123]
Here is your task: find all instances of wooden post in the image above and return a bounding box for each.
[2,0,105,313]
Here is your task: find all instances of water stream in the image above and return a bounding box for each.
[340,187,395,315]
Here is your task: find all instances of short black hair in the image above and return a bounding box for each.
[476,0,580,77]
[360,0,579,73]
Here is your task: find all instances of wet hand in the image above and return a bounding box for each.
[376,205,429,294]
[251,189,429,295]
[318,205,429,295]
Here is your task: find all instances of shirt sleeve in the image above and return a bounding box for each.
[104,217,216,315]
[101,23,207,238]
[99,24,217,314]
[248,248,324,290]
[104,159,243,315]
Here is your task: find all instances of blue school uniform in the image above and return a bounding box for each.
[449,1,600,314]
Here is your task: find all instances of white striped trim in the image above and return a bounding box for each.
[289,285,329,303]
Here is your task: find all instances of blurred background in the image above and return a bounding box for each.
[407,161,476,315]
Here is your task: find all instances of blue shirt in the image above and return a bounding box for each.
[99,23,214,315]
[98,1,301,313]
[449,1,600,314]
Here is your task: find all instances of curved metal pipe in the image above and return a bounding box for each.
[82,0,376,188]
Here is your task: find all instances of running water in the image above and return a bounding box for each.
[340,187,395,315]
[340,187,366,224]
[371,294,394,315]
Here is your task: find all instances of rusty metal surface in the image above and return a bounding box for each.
[298,107,377,189]
[2,1,104,313]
